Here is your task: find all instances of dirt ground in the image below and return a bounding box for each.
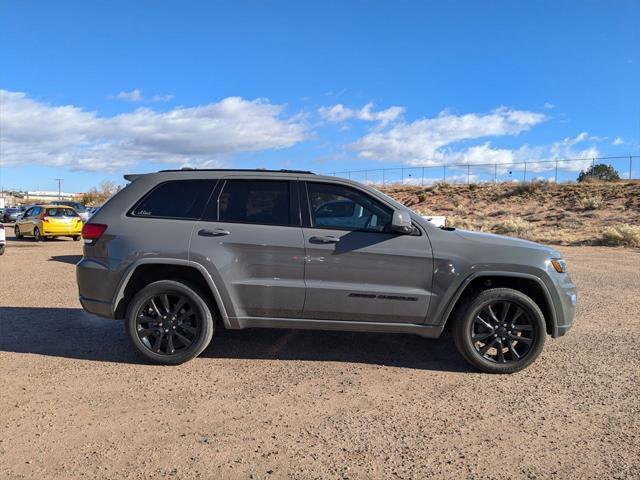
[0,232,639,479]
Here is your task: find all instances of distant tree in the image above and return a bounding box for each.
[577,164,620,183]
[76,180,122,206]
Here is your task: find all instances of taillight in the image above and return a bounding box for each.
[41,213,49,222]
[82,223,107,243]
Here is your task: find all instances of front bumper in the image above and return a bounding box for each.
[551,280,577,338]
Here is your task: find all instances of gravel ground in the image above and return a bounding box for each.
[0,231,639,479]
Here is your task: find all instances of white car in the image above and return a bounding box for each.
[0,223,6,255]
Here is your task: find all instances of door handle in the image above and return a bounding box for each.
[198,228,230,237]
[309,235,340,244]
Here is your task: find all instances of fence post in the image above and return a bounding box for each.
[467,164,470,185]
[630,156,633,180]
[555,159,558,183]
[421,167,425,186]
[523,162,527,182]
[592,158,595,179]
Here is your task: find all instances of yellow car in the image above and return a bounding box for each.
[14,204,83,241]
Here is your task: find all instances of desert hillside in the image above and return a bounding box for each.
[380,181,640,247]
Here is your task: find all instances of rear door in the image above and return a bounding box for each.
[190,178,306,319]
[301,181,434,324]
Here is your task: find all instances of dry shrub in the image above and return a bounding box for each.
[490,217,537,240]
[601,224,640,248]
[447,215,483,231]
[578,194,603,210]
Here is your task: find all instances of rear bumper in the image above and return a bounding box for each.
[76,257,119,319]
[79,295,114,318]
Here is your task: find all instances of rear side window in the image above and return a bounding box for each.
[212,180,292,226]
[130,180,215,219]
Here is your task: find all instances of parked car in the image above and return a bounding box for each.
[0,223,5,255]
[2,208,24,223]
[15,205,83,241]
[49,201,90,222]
[77,169,576,373]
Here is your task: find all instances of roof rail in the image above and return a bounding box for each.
[157,168,315,174]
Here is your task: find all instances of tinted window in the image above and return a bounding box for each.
[307,182,392,232]
[47,208,76,217]
[131,180,215,219]
[215,180,291,226]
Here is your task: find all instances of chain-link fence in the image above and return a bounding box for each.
[326,155,639,186]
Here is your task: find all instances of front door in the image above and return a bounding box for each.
[301,181,433,324]
[190,178,306,319]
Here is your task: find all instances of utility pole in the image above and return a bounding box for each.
[55,178,63,200]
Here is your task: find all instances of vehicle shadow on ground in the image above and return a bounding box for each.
[0,307,470,372]
[49,254,83,265]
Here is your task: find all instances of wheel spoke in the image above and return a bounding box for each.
[167,334,175,354]
[474,315,493,331]
[172,297,186,315]
[160,294,171,314]
[512,324,533,332]
[150,298,163,318]
[137,328,156,337]
[177,308,194,322]
[137,314,157,325]
[174,331,192,346]
[485,305,499,323]
[510,307,524,324]
[472,331,493,341]
[510,334,532,345]
[507,342,521,360]
[499,302,510,323]
[180,324,197,335]
[152,332,164,352]
[496,340,506,363]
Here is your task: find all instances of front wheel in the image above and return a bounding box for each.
[453,288,546,374]
[33,227,42,242]
[14,225,22,239]
[125,280,215,365]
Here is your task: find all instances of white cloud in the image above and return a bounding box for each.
[543,102,555,109]
[352,107,546,164]
[109,89,144,102]
[108,89,174,102]
[319,102,405,125]
[0,90,307,172]
[613,136,625,146]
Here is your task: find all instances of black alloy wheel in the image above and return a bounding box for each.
[453,288,546,374]
[125,280,215,364]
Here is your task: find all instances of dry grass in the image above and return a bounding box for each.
[601,224,640,248]
[381,181,640,247]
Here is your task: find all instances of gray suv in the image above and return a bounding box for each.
[76,169,576,373]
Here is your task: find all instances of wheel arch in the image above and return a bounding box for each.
[112,259,230,328]
[441,271,557,336]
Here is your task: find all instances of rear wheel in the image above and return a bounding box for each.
[33,227,42,242]
[453,288,546,374]
[125,280,215,365]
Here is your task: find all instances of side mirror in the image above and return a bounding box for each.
[390,209,413,234]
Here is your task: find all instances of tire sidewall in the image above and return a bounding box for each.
[455,288,546,374]
[125,280,215,365]
[34,228,41,242]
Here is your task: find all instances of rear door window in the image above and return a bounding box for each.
[130,180,216,219]
[208,180,294,226]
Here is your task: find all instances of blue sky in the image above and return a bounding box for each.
[1,0,639,192]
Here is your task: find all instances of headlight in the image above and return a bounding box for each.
[551,258,568,273]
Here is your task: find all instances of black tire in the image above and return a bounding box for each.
[33,227,42,242]
[453,288,546,374]
[72,235,81,241]
[125,280,215,365]
[0,244,5,255]
[14,225,22,239]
